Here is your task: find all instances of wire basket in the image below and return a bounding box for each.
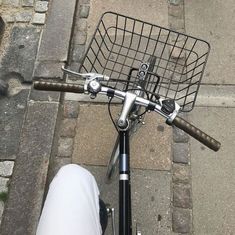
[79,12,210,112]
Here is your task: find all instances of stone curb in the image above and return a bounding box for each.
[0,0,48,227]
[67,0,90,79]
[0,101,59,235]
[0,0,77,233]
[33,0,77,79]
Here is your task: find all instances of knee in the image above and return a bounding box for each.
[55,164,94,183]
[57,164,80,174]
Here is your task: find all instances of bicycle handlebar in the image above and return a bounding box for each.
[172,116,220,152]
[34,81,85,93]
[33,80,221,152]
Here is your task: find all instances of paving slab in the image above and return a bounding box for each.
[72,104,172,170]
[0,26,40,82]
[196,84,235,108]
[0,89,29,160]
[33,61,64,80]
[190,107,235,234]
[83,165,172,234]
[0,101,59,235]
[33,0,77,79]
[29,89,60,102]
[185,0,235,85]
[87,0,168,39]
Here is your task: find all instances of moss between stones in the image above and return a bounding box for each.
[0,191,8,203]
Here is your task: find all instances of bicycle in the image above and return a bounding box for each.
[34,12,221,235]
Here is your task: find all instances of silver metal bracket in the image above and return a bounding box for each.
[117,92,137,129]
[158,98,181,124]
[167,102,181,123]
[61,66,109,94]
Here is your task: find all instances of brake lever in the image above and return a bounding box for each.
[61,66,109,81]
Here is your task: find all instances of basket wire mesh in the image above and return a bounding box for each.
[79,12,210,112]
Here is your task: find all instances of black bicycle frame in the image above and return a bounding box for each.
[119,130,132,235]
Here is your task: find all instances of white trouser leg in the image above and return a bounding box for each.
[36,164,102,235]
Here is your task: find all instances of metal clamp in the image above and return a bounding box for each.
[158,98,181,124]
[62,66,109,93]
[167,102,181,123]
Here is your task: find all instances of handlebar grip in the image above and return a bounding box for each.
[172,116,221,152]
[33,81,84,93]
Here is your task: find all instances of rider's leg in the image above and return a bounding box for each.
[36,164,102,235]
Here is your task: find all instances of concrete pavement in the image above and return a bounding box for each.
[190,108,235,235]
[72,104,172,170]
[87,0,168,38]
[185,0,235,85]
[185,1,235,234]
[85,165,172,235]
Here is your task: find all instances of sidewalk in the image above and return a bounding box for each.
[190,107,235,234]
[0,0,234,234]
[185,0,235,234]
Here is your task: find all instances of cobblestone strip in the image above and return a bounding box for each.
[168,0,185,34]
[68,0,90,76]
[172,113,193,234]
[0,0,49,25]
[168,1,193,233]
[49,101,80,179]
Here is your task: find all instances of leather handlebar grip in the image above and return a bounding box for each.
[172,116,221,152]
[34,81,84,93]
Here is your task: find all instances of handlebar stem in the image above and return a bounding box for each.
[118,92,137,129]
